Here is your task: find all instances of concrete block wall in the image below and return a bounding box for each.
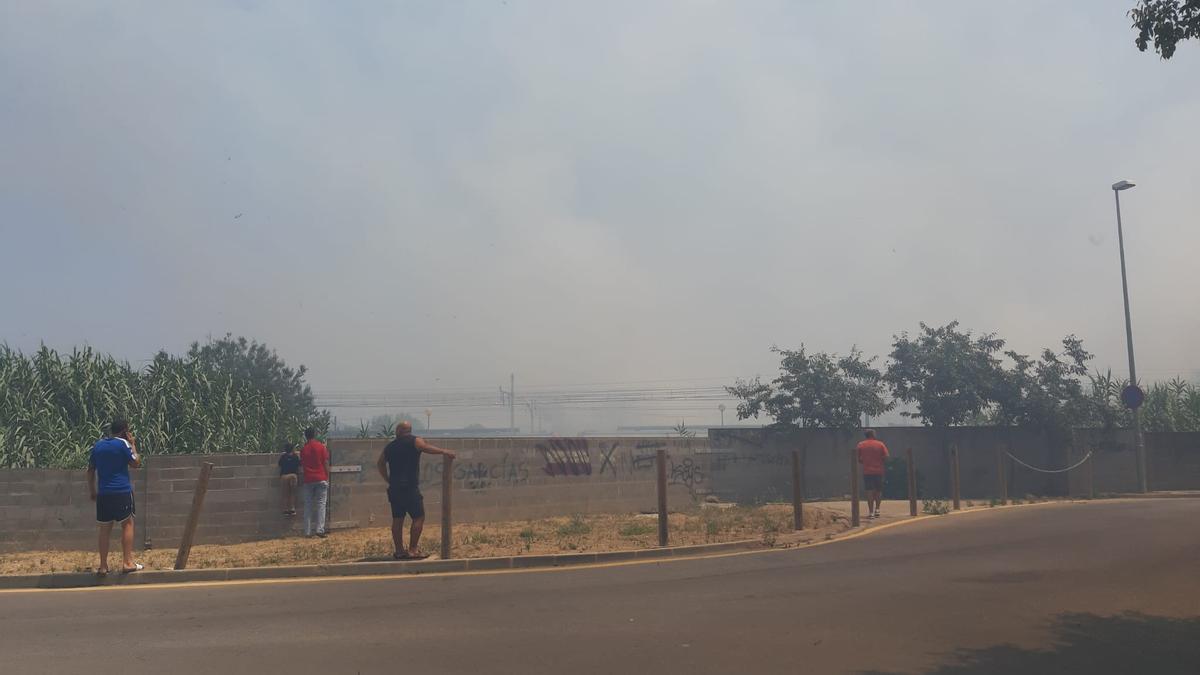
[325,437,702,528]
[0,436,710,553]
[708,426,1199,502]
[3,430,1197,554]
[1068,430,1200,495]
[139,453,301,548]
[0,468,139,551]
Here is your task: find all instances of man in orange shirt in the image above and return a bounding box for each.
[856,429,889,519]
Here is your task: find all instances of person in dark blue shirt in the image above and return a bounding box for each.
[87,417,143,575]
[375,421,456,559]
[277,441,301,516]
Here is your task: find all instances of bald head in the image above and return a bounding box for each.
[395,421,413,437]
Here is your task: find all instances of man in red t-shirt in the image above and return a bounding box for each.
[300,427,331,537]
[856,429,889,519]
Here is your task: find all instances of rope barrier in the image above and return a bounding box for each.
[1005,450,1092,474]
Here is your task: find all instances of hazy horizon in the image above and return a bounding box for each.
[3,1,1198,432]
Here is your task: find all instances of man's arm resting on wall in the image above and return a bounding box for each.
[416,438,456,460]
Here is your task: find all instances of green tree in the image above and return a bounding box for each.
[187,334,326,431]
[1131,0,1200,59]
[727,345,892,429]
[884,322,1006,428]
[990,335,1095,434]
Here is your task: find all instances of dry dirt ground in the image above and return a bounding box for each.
[1,504,851,575]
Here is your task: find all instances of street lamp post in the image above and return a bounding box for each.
[424,408,432,432]
[718,404,726,427]
[1112,180,1147,493]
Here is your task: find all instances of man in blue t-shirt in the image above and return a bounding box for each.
[87,418,143,575]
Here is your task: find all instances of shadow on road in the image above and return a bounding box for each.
[864,612,1200,675]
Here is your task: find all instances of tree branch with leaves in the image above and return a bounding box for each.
[727,345,892,430]
[1131,0,1200,59]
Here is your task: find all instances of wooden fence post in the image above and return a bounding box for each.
[174,462,214,570]
[906,448,917,517]
[997,447,1008,505]
[656,448,668,547]
[951,445,962,511]
[850,446,860,527]
[441,454,453,560]
[791,449,804,530]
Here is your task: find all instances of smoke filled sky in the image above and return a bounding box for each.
[2,1,1198,431]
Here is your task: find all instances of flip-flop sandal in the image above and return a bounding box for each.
[407,553,430,561]
[121,563,144,574]
[96,569,109,577]
[392,552,410,560]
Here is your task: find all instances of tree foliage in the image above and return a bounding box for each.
[728,321,1196,436]
[0,341,328,469]
[727,345,892,430]
[989,335,1095,435]
[187,334,321,426]
[1131,0,1200,59]
[884,322,1006,428]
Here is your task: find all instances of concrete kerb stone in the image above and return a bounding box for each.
[0,537,774,590]
[591,550,641,564]
[509,554,560,569]
[665,540,760,556]
[463,557,515,571]
[403,559,470,574]
[551,552,600,566]
[632,547,676,560]
[1109,491,1200,499]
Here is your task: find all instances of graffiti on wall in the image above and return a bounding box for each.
[631,441,665,472]
[419,454,530,490]
[598,442,621,476]
[668,457,707,496]
[708,430,765,450]
[537,439,593,476]
[709,451,788,473]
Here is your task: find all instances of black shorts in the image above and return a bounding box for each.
[863,475,883,492]
[388,488,425,520]
[96,492,136,524]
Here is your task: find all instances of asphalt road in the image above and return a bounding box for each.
[3,499,1198,675]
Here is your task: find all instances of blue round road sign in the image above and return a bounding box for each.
[1121,384,1145,410]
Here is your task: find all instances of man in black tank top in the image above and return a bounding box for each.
[376,421,456,559]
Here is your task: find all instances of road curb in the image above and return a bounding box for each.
[10,497,1184,593]
[0,538,764,591]
[1107,491,1200,500]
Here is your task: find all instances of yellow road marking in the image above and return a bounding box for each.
[0,498,1145,595]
